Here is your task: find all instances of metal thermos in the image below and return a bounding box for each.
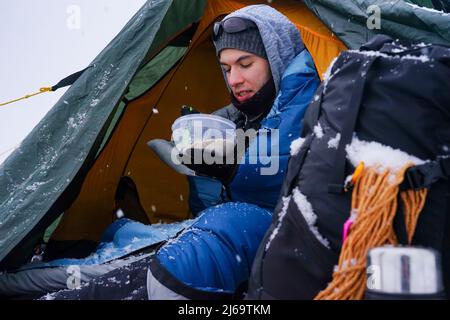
[365,246,445,299]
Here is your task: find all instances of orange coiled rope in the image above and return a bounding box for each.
[315,163,427,300]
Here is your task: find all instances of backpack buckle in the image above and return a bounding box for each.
[402,160,448,191]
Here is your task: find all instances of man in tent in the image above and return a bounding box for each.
[2,4,320,299]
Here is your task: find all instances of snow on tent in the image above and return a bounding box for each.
[1,0,449,271]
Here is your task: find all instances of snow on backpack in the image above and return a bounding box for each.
[246,35,450,300]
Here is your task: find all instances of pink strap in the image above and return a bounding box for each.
[342,218,354,243]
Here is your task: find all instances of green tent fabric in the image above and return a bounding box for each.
[407,0,450,11]
[96,46,188,157]
[0,0,206,269]
[303,0,450,49]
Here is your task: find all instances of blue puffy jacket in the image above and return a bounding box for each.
[229,50,320,211]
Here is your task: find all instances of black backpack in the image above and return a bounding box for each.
[247,35,450,299]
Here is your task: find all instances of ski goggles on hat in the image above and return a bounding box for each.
[213,17,257,41]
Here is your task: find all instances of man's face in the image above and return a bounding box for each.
[219,48,271,103]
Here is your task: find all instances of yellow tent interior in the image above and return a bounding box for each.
[51,0,347,242]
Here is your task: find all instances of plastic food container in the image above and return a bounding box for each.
[171,114,236,160]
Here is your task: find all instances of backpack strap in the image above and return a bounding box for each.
[400,157,450,191]
[393,193,410,245]
[301,83,324,137]
[328,55,380,194]
[394,157,450,245]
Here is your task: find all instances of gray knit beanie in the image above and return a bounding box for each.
[213,20,267,59]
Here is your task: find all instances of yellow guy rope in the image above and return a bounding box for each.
[0,87,53,107]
